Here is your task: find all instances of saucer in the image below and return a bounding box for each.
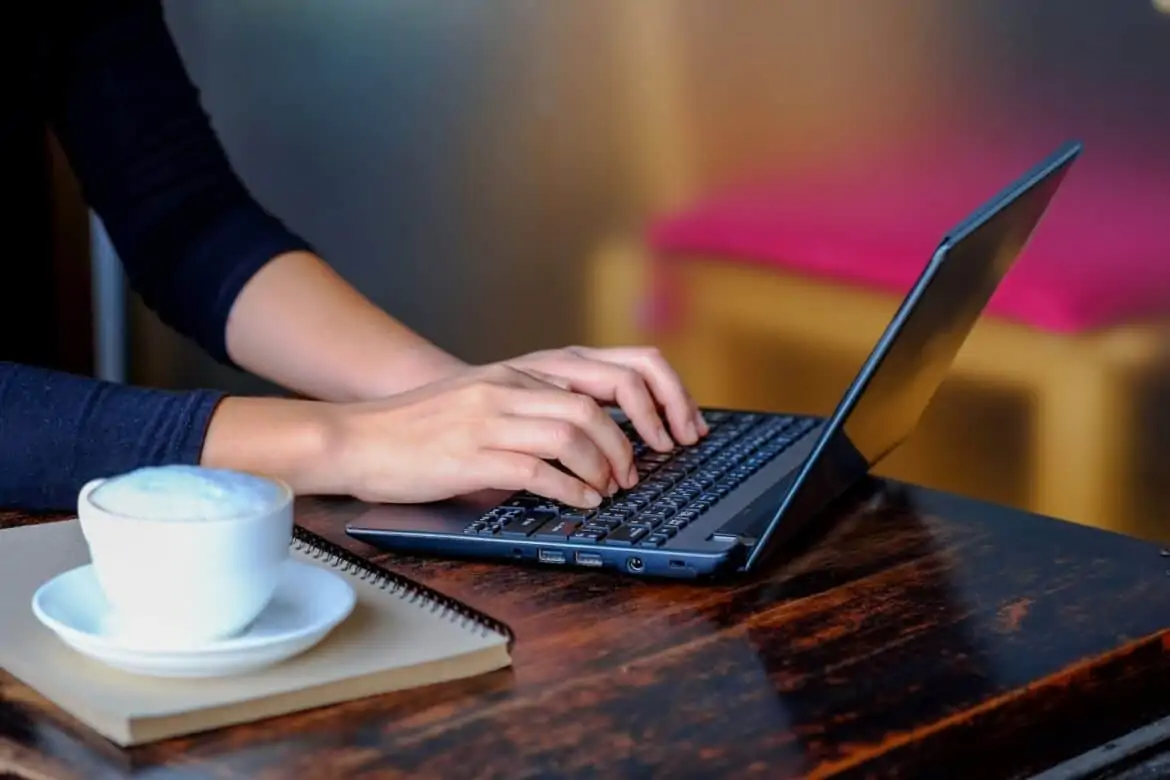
[31,559,356,678]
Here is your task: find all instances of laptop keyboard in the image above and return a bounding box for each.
[463,411,818,549]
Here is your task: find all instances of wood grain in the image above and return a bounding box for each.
[4,479,1170,778]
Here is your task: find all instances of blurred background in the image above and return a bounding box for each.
[23,0,1170,542]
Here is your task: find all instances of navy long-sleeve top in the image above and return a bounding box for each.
[0,0,314,511]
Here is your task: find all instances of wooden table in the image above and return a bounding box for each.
[5,478,1170,779]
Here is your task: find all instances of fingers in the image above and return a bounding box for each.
[498,387,637,489]
[478,415,615,497]
[569,346,706,447]
[477,451,603,508]
[524,355,673,452]
[612,347,705,442]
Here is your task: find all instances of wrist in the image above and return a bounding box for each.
[200,395,342,495]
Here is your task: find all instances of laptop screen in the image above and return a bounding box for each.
[830,142,1080,470]
[742,141,1080,573]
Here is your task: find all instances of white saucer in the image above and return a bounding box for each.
[31,559,356,678]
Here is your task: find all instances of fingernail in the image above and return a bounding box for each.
[696,412,709,435]
[627,463,639,485]
[686,420,698,442]
[584,488,602,507]
[658,429,673,449]
[607,478,619,496]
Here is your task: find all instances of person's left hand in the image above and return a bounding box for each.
[500,345,708,452]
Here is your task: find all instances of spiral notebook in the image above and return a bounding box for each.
[0,518,514,746]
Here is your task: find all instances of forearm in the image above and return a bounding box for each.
[199,395,338,493]
[224,250,468,401]
[0,362,223,512]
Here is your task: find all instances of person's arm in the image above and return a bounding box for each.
[0,362,224,511]
[19,0,694,511]
[223,251,468,401]
[46,0,464,402]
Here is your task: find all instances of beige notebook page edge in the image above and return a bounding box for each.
[0,519,511,746]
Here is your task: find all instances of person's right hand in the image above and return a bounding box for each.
[319,364,639,508]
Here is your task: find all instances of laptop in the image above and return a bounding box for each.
[347,140,1082,580]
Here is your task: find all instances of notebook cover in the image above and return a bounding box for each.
[0,519,514,746]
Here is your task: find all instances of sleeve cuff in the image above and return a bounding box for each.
[0,362,230,512]
[191,207,317,367]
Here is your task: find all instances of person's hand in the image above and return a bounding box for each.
[500,345,708,452]
[321,364,639,508]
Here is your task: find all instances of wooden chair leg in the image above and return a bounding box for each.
[1031,363,1131,531]
[582,238,650,349]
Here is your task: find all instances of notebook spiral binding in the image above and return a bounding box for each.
[290,525,515,647]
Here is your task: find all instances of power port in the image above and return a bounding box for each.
[626,556,645,573]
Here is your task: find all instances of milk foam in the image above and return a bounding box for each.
[89,465,286,522]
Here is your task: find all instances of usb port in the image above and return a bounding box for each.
[538,548,566,564]
[575,551,603,568]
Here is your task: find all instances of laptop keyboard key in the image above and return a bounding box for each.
[631,485,665,501]
[499,514,549,538]
[602,525,647,546]
[624,494,653,510]
[531,517,584,540]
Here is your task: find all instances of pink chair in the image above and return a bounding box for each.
[650,136,1170,337]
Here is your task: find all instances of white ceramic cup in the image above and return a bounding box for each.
[76,470,294,648]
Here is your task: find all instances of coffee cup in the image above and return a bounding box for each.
[77,465,294,648]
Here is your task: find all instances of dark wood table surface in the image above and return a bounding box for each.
[6,477,1170,779]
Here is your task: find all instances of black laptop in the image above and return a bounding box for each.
[347,140,1082,580]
